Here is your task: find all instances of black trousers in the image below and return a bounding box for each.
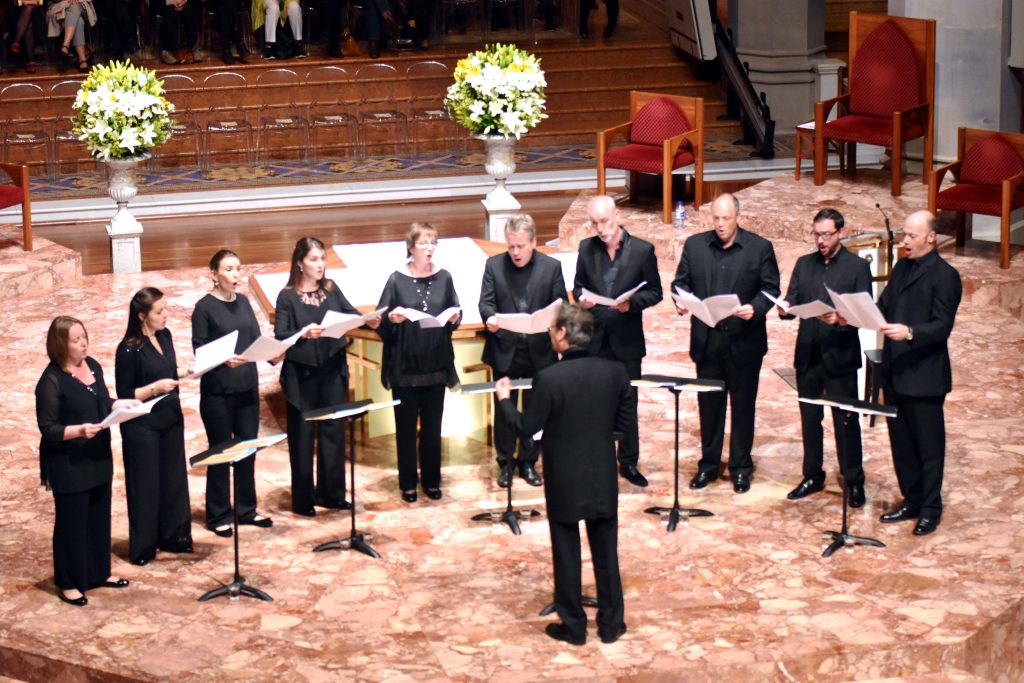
[595,348,641,468]
[579,0,618,32]
[213,0,245,49]
[53,482,111,592]
[95,0,137,56]
[696,331,761,475]
[884,389,946,515]
[492,348,539,468]
[285,373,348,513]
[392,384,445,491]
[796,359,863,485]
[549,515,624,642]
[200,389,260,529]
[404,0,433,42]
[121,421,192,564]
[155,0,200,51]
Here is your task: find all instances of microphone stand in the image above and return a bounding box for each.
[877,202,895,280]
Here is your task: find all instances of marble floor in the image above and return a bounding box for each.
[0,173,1022,682]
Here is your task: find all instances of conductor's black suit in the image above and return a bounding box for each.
[499,346,631,643]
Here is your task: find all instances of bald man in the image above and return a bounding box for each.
[877,210,962,536]
[573,195,663,488]
[672,193,780,494]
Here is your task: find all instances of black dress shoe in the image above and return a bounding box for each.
[879,503,919,523]
[689,469,717,489]
[368,40,380,59]
[913,515,940,536]
[160,542,193,554]
[545,622,585,645]
[497,464,513,488]
[293,507,316,517]
[402,490,417,503]
[732,472,750,493]
[786,476,825,500]
[520,463,543,487]
[599,623,627,644]
[424,488,442,500]
[58,590,88,607]
[240,514,274,528]
[131,554,153,566]
[315,499,353,511]
[99,578,130,588]
[602,25,615,38]
[848,484,866,508]
[212,525,233,538]
[222,50,235,65]
[620,464,649,487]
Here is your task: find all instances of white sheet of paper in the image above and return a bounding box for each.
[494,300,562,335]
[671,288,741,327]
[579,281,647,307]
[762,290,836,319]
[189,330,239,379]
[395,306,461,328]
[100,394,167,429]
[239,333,296,362]
[320,307,387,339]
[307,399,401,421]
[826,287,887,330]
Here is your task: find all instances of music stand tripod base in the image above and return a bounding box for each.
[199,578,273,602]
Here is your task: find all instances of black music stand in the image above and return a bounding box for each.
[304,398,398,559]
[462,378,541,536]
[190,435,286,603]
[797,395,894,558]
[634,375,723,531]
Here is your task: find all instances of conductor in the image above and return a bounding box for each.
[496,303,631,646]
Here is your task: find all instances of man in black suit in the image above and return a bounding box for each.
[672,193,780,493]
[777,208,872,506]
[574,194,663,488]
[496,304,630,646]
[877,210,962,536]
[479,214,569,488]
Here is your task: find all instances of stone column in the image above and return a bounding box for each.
[727,0,827,131]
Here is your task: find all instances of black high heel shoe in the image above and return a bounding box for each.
[401,490,417,503]
[100,578,130,588]
[424,488,442,500]
[58,590,88,606]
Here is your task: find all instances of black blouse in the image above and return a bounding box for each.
[115,328,183,431]
[274,280,359,409]
[192,293,261,395]
[376,268,461,390]
[35,357,115,494]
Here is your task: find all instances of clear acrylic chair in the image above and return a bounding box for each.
[305,65,360,163]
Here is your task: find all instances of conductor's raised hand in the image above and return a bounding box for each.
[733,304,755,320]
[495,376,512,402]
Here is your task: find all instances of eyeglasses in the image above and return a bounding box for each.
[415,241,439,248]
[810,230,838,241]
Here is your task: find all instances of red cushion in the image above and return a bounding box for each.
[604,143,695,174]
[959,135,1024,186]
[935,183,1024,216]
[0,185,24,211]
[822,114,924,146]
[630,97,692,151]
[849,20,922,118]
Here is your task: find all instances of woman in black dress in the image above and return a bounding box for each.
[274,236,381,516]
[35,316,137,606]
[115,287,193,566]
[193,250,272,538]
[376,223,461,503]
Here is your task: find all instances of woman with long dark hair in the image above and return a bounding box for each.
[115,287,192,566]
[193,250,272,538]
[274,237,381,516]
[376,223,460,503]
[35,316,138,605]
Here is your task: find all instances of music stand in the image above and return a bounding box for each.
[304,398,398,559]
[633,375,724,531]
[462,379,542,536]
[797,395,894,558]
[189,434,286,603]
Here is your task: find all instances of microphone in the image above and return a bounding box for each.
[876,202,893,242]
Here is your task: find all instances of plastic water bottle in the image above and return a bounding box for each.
[673,201,686,230]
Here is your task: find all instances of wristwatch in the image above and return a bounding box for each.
[905,326,914,341]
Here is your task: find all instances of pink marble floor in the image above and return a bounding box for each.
[1,174,1023,682]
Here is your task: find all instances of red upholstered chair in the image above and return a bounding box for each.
[928,127,1024,269]
[0,163,32,251]
[813,12,935,196]
[597,90,704,224]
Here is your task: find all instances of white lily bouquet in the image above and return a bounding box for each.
[72,61,174,160]
[444,43,548,140]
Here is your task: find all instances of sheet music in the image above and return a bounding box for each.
[671,288,741,328]
[306,399,401,421]
[762,290,836,319]
[320,307,387,339]
[238,331,301,362]
[100,394,167,429]
[579,281,647,307]
[460,378,533,394]
[189,330,240,379]
[394,306,461,328]
[826,287,887,330]
[494,300,562,335]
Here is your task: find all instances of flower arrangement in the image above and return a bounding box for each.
[444,43,548,140]
[72,61,174,161]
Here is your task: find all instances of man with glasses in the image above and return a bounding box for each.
[776,208,872,506]
[672,193,780,494]
[479,214,568,488]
